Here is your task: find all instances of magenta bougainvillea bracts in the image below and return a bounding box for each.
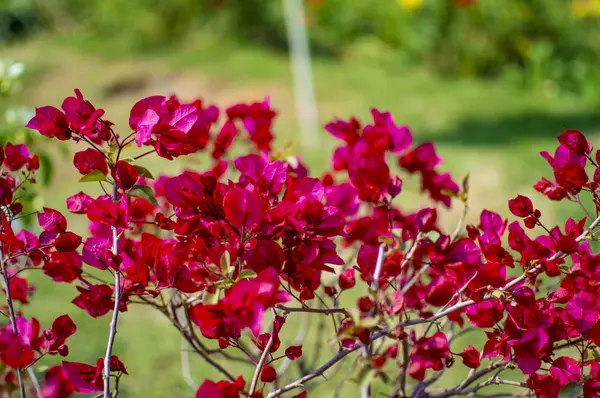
[0,88,594,397]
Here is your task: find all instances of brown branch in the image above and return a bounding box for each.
[249,327,276,394]
[275,304,349,317]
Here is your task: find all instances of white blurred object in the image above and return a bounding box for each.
[283,0,320,148]
[7,62,24,78]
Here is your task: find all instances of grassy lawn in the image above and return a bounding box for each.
[2,32,600,397]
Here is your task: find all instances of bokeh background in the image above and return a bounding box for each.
[0,0,599,396]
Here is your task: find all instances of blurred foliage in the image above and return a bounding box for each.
[4,0,600,104]
[0,0,38,43]
[0,59,59,223]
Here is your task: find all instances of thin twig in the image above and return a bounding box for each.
[249,325,276,394]
[277,312,310,376]
[575,195,594,220]
[362,244,386,398]
[450,199,469,242]
[172,293,197,390]
[138,296,237,380]
[27,367,42,398]
[103,184,121,398]
[1,248,26,398]
[275,304,349,317]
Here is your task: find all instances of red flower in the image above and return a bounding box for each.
[458,345,480,369]
[285,345,303,360]
[408,332,450,380]
[25,106,71,140]
[112,160,139,190]
[338,268,356,290]
[72,284,114,318]
[73,148,108,175]
[41,366,76,398]
[260,365,277,383]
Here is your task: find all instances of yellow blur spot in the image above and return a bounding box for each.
[571,0,600,17]
[398,0,423,12]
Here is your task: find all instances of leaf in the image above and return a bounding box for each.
[203,289,221,305]
[559,383,583,398]
[220,251,233,275]
[584,346,600,361]
[238,269,257,281]
[128,185,158,207]
[441,189,459,198]
[134,165,155,180]
[79,170,107,183]
[214,279,234,290]
[357,317,379,329]
[462,173,470,194]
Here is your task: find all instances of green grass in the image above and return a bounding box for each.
[2,31,600,397]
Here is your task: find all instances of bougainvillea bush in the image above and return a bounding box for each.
[1,88,599,398]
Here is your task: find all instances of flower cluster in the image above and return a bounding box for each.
[0,88,596,398]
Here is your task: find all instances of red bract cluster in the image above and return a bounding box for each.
[0,89,596,398]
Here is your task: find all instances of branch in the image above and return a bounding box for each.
[249,326,276,394]
[370,244,386,292]
[103,184,122,398]
[502,212,600,292]
[362,244,386,398]
[1,248,26,398]
[450,198,469,242]
[275,305,349,317]
[270,216,600,397]
[435,361,512,398]
[266,345,356,398]
[460,377,527,395]
[139,296,237,381]
[172,294,197,390]
[27,367,42,398]
[277,312,309,377]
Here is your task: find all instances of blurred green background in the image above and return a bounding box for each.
[0,0,598,396]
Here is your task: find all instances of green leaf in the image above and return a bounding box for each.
[220,251,233,275]
[79,170,108,183]
[560,383,583,398]
[358,317,379,329]
[441,189,459,198]
[462,173,470,194]
[238,269,257,281]
[128,185,158,207]
[134,165,155,180]
[203,289,221,305]
[214,279,234,290]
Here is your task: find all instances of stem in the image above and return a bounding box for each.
[275,304,349,316]
[139,296,237,380]
[1,248,26,398]
[362,244,386,398]
[268,215,600,398]
[103,184,121,398]
[133,149,156,160]
[249,328,276,394]
[575,194,594,220]
[27,367,41,398]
